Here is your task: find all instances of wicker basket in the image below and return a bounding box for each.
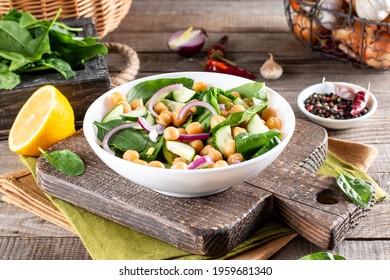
[285,0,390,70]
[0,0,132,37]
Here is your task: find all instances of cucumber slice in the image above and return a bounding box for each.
[144,112,156,126]
[217,94,234,109]
[172,87,197,103]
[102,103,124,123]
[247,114,269,134]
[165,141,196,162]
[212,125,233,158]
[233,97,249,109]
[120,106,148,121]
[161,99,185,112]
[162,144,178,164]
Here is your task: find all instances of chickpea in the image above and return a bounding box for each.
[178,127,187,134]
[265,117,282,130]
[185,122,203,134]
[173,157,188,165]
[227,153,244,165]
[156,111,172,126]
[208,148,223,162]
[118,100,131,113]
[123,150,139,161]
[154,102,168,115]
[189,140,204,154]
[233,127,247,138]
[110,91,125,105]
[220,110,229,118]
[200,144,214,156]
[193,81,208,92]
[130,98,144,110]
[133,159,148,166]
[164,126,180,140]
[228,104,246,114]
[171,162,188,169]
[210,115,226,129]
[262,107,278,121]
[223,139,236,158]
[214,160,228,168]
[172,111,187,127]
[148,161,165,168]
[243,97,254,107]
[230,91,241,98]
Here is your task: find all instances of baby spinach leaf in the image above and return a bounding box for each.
[299,252,346,260]
[93,120,146,152]
[127,78,194,103]
[227,82,268,101]
[0,20,34,56]
[336,171,373,208]
[235,131,282,159]
[39,148,85,177]
[0,70,21,90]
[139,134,164,162]
[25,58,75,79]
[210,102,268,133]
[251,135,281,159]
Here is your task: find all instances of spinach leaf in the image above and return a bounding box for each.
[23,58,75,79]
[139,134,164,162]
[210,103,268,133]
[39,148,85,176]
[0,70,21,90]
[93,120,146,152]
[127,78,194,103]
[227,82,268,100]
[251,135,281,159]
[0,20,34,56]
[299,252,346,260]
[235,131,282,159]
[336,171,373,208]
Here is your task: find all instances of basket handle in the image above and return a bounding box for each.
[104,42,140,87]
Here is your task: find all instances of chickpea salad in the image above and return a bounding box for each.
[93,77,283,170]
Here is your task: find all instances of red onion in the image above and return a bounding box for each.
[148,84,184,117]
[178,132,211,141]
[167,27,207,57]
[188,155,214,169]
[218,103,226,111]
[178,100,218,120]
[102,123,140,155]
[138,117,165,135]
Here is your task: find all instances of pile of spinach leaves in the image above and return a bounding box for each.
[0,8,108,90]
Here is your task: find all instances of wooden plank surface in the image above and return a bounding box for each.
[0,0,389,260]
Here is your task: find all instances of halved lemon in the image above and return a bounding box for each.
[9,85,76,156]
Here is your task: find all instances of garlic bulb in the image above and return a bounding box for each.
[355,0,390,21]
[317,0,343,30]
[260,53,283,80]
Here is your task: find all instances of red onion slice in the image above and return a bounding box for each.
[218,103,226,111]
[188,155,214,169]
[178,132,211,141]
[178,100,218,120]
[138,117,165,135]
[148,84,184,117]
[102,123,140,155]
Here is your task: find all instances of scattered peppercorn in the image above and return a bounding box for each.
[304,92,369,119]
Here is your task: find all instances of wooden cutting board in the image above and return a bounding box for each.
[36,119,371,256]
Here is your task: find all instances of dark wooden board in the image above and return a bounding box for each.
[36,119,371,256]
[0,18,110,139]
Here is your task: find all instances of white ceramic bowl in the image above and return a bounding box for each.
[297,82,377,130]
[83,72,295,197]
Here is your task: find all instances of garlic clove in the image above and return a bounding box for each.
[260,53,283,80]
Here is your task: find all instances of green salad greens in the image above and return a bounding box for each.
[0,8,108,90]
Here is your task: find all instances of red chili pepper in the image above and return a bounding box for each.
[208,35,236,66]
[350,83,370,116]
[204,59,256,80]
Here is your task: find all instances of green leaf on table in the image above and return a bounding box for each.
[210,102,268,133]
[127,78,194,103]
[336,171,373,208]
[0,70,21,90]
[39,148,85,177]
[299,252,346,260]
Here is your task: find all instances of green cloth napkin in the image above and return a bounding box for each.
[19,151,387,260]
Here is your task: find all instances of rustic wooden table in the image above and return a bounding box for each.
[0,0,389,260]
